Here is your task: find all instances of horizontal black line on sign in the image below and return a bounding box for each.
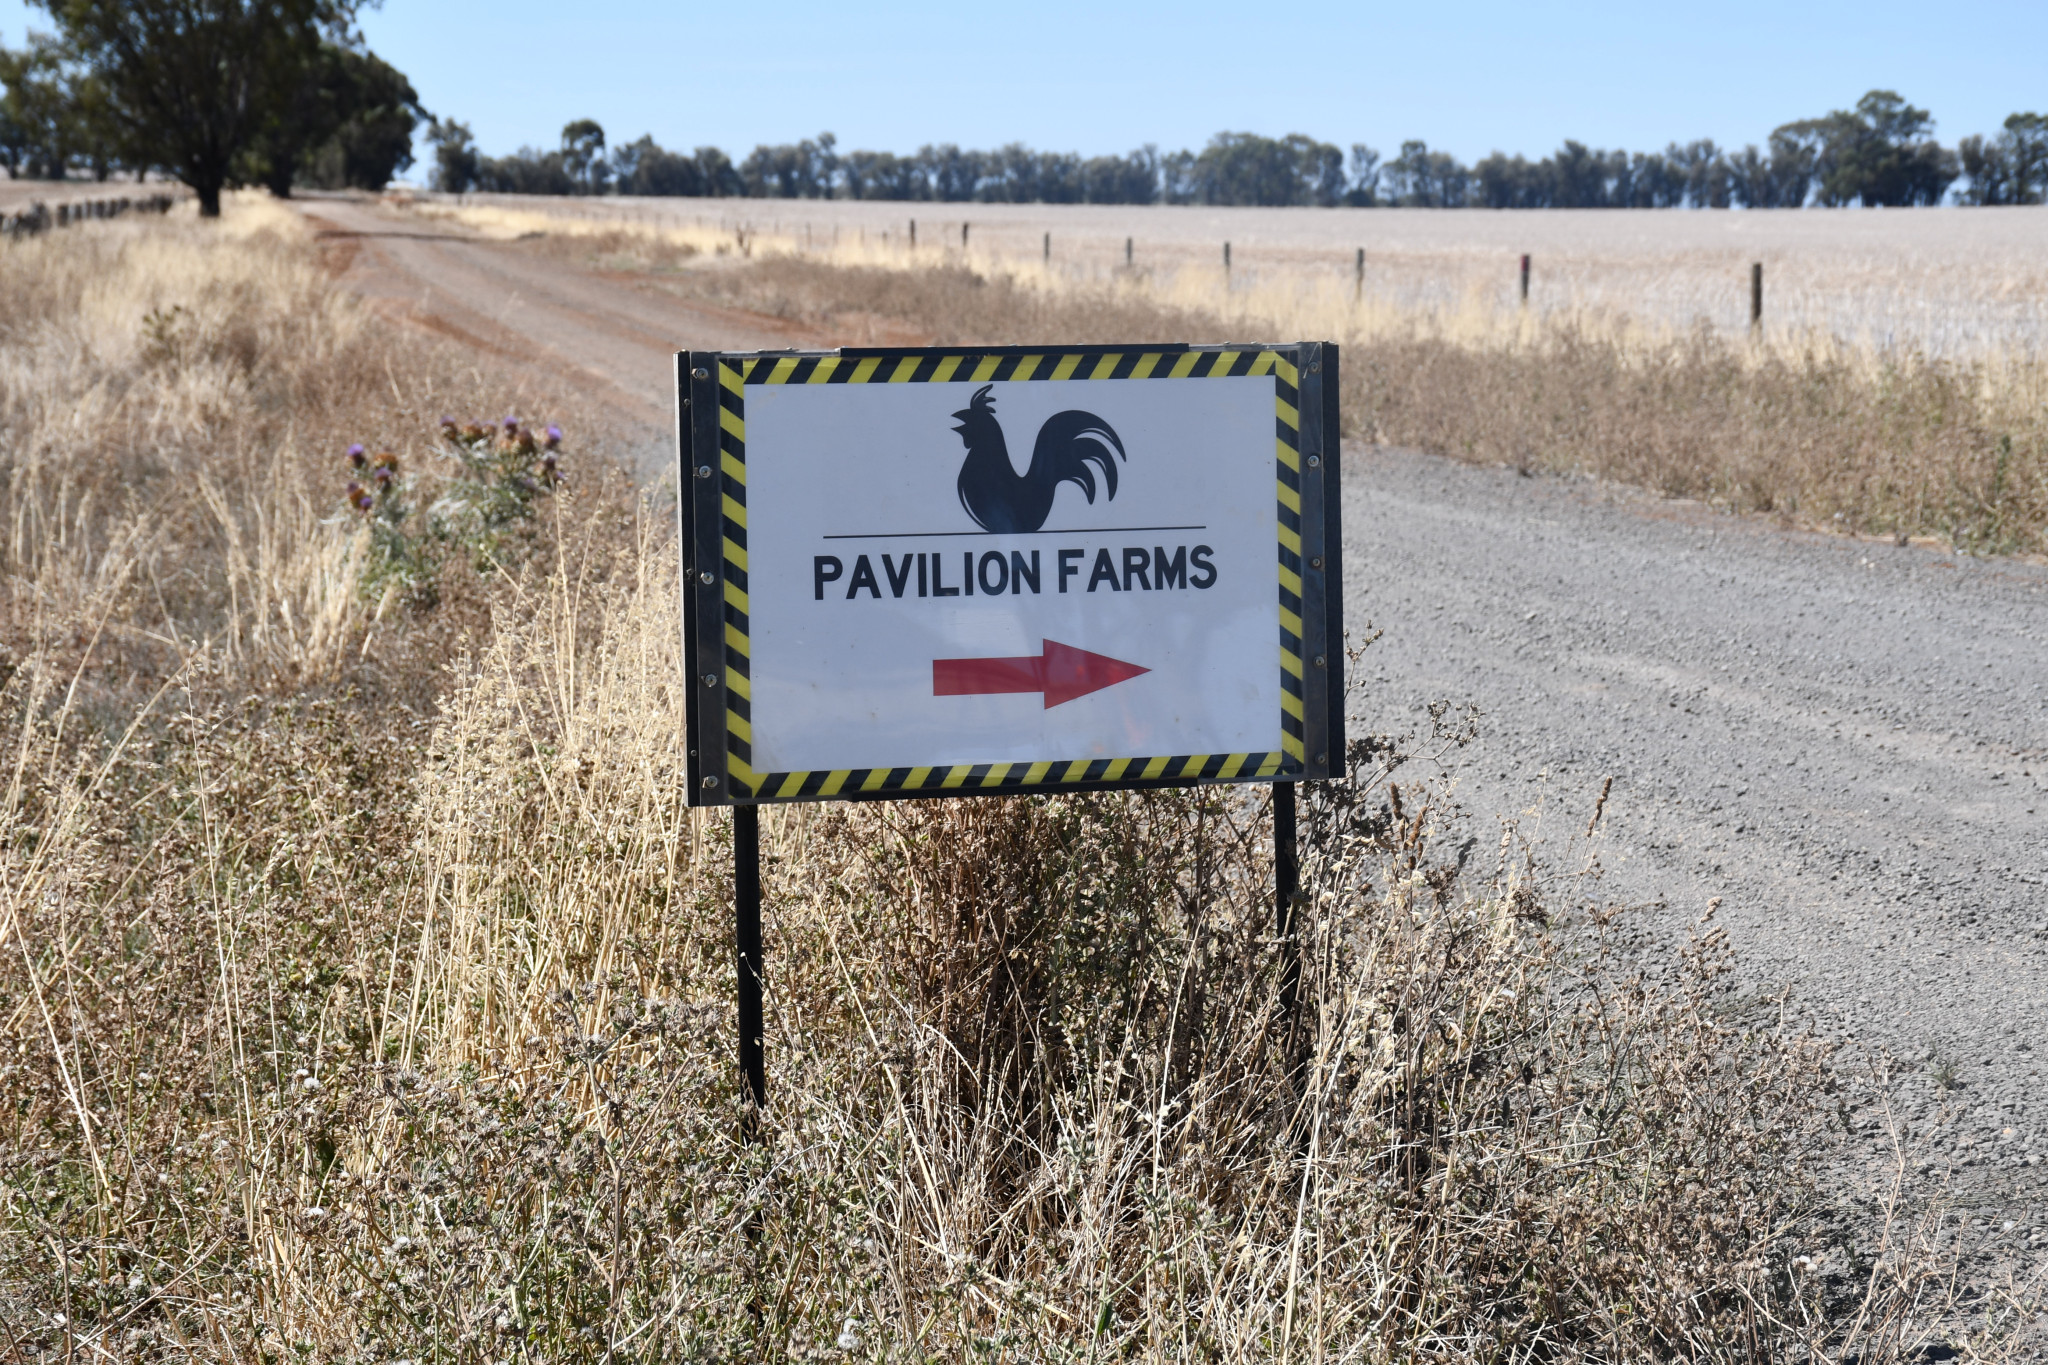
[834,344,1195,359]
[822,524,1207,541]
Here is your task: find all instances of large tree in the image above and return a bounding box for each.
[32,0,360,215]
[0,32,74,178]
[1771,91,1957,208]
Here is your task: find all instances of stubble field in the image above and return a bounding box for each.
[417,192,2048,558]
[438,191,2048,357]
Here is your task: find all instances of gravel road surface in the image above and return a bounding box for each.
[315,196,2048,1246]
[1350,450,2048,1237]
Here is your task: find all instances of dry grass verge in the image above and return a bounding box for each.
[3,202,2040,1363]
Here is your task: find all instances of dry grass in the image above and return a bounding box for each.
[3,197,2041,1363]
[435,200,2048,556]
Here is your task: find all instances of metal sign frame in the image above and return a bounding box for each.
[676,342,1343,807]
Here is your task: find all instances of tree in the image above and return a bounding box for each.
[1729,144,1772,207]
[1385,140,1469,207]
[611,135,705,197]
[240,40,342,194]
[560,119,606,194]
[244,42,417,196]
[1189,132,1344,206]
[475,145,572,195]
[1080,146,1157,205]
[31,0,361,216]
[740,132,837,198]
[1159,149,1196,205]
[1551,140,1606,207]
[0,32,76,178]
[425,116,477,193]
[693,146,743,197]
[1345,144,1380,206]
[1957,112,2047,205]
[1474,152,1545,208]
[1773,92,1955,207]
[323,47,418,189]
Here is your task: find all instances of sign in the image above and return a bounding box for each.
[677,343,1343,806]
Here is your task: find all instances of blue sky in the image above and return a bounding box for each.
[4,0,2042,166]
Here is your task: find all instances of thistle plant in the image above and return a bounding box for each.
[342,417,567,601]
[431,415,565,559]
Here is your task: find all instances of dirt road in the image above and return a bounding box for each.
[318,195,2048,1238]
[300,196,816,464]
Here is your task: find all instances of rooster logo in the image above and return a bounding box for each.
[951,385,1127,534]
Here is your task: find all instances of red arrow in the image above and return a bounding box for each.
[933,639,1150,709]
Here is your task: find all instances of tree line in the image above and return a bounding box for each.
[3,5,2043,215]
[432,92,2046,209]
[1,1,420,215]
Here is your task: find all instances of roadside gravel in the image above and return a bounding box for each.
[1344,445,2048,1249]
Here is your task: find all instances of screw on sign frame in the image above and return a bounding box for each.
[676,342,1345,1110]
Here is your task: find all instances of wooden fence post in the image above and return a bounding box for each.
[1519,253,1531,304]
[1750,262,1763,332]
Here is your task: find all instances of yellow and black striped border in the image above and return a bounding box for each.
[695,346,1318,803]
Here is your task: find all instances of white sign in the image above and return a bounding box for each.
[680,346,1339,803]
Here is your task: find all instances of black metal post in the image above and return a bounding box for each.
[734,805,766,1110]
[1274,782,1301,1046]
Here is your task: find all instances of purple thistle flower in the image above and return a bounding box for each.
[347,443,366,467]
[503,415,519,432]
[545,425,562,448]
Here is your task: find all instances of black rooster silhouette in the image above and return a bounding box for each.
[951,385,1127,534]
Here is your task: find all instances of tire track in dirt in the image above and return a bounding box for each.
[296,194,822,468]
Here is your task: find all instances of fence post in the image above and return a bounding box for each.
[1354,247,1364,299]
[909,219,915,249]
[961,221,969,248]
[1125,236,1132,267]
[1519,253,1531,304]
[1750,261,1763,332]
[1224,241,1231,279]
[1043,230,1050,262]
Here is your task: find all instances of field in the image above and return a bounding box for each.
[1,197,2040,1361]
[416,193,2048,557]
[437,192,2048,358]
